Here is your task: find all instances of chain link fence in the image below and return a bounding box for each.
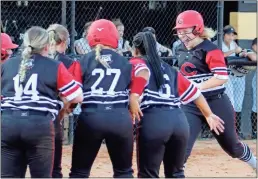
[1,1,256,143]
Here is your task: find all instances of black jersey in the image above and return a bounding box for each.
[1,54,81,115]
[129,58,201,110]
[176,39,228,97]
[77,49,132,107]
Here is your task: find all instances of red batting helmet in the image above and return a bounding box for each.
[173,10,204,35]
[1,33,18,61]
[87,19,119,49]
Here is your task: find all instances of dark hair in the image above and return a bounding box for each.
[252,38,257,47]
[133,32,164,88]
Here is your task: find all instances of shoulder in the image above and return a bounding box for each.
[129,57,146,65]
[199,39,219,52]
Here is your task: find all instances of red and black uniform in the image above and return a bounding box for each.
[131,57,201,178]
[1,54,81,178]
[176,39,252,165]
[69,49,149,178]
[52,52,77,178]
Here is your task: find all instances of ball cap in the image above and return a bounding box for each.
[223,25,237,35]
[1,33,18,49]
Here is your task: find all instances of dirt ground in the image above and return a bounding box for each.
[58,140,257,178]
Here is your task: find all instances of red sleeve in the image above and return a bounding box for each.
[57,63,82,101]
[206,49,229,79]
[129,57,150,79]
[67,61,83,87]
[178,72,201,104]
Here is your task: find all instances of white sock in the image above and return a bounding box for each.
[239,142,257,169]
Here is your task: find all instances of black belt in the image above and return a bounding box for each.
[1,110,50,116]
[205,92,225,100]
[81,103,128,112]
[142,105,180,112]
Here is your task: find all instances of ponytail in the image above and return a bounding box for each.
[133,32,164,88]
[48,30,57,58]
[47,24,69,59]
[95,44,110,69]
[200,27,217,40]
[19,46,32,82]
[18,26,49,83]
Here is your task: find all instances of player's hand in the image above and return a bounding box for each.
[129,93,143,122]
[206,114,225,135]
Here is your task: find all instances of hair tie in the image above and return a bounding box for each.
[28,45,34,50]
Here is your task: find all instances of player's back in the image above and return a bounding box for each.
[140,61,181,110]
[1,54,63,114]
[80,49,132,108]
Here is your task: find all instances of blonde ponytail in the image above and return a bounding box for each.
[95,44,110,69]
[48,30,57,58]
[200,27,217,40]
[18,46,32,82]
[47,24,69,59]
[18,26,49,83]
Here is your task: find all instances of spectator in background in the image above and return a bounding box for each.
[241,38,257,138]
[142,27,173,57]
[217,25,246,136]
[112,18,132,57]
[74,21,92,54]
[172,39,182,55]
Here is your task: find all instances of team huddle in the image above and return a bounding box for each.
[1,10,257,178]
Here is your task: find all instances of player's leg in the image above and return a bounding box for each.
[69,112,103,178]
[105,109,134,178]
[52,118,64,178]
[25,114,55,178]
[137,109,173,178]
[1,114,27,178]
[163,109,189,178]
[209,94,256,169]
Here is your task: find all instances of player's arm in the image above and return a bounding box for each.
[57,63,83,104]
[129,58,150,121]
[67,59,84,87]
[199,49,228,90]
[178,72,224,135]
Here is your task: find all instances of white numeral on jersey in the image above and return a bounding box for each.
[159,74,171,98]
[91,68,121,95]
[13,74,40,101]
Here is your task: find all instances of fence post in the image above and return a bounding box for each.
[70,0,76,54]
[61,0,67,26]
[217,1,224,49]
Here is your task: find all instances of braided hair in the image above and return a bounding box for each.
[133,32,164,88]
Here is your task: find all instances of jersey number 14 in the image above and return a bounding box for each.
[13,74,40,101]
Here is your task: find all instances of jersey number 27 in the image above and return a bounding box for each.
[91,68,121,95]
[13,74,40,101]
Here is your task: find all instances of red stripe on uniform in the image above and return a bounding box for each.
[214,71,228,75]
[62,84,80,97]
[183,87,198,102]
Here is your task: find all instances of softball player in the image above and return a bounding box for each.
[173,10,257,170]
[1,26,83,178]
[131,32,224,178]
[1,32,18,62]
[69,19,149,178]
[47,23,77,178]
